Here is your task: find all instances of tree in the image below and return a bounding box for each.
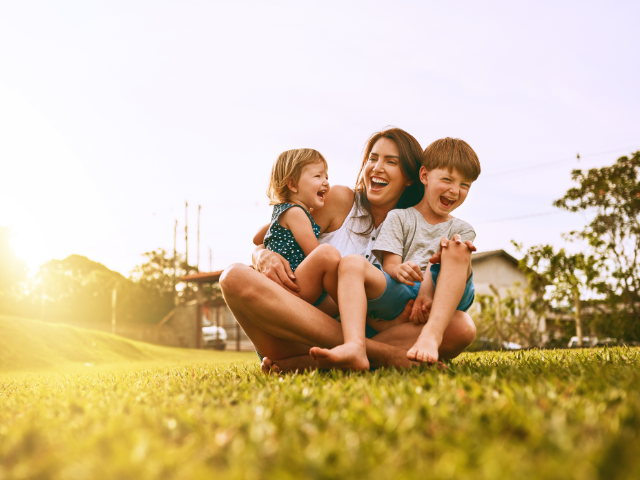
[516,244,599,346]
[554,151,640,340]
[36,255,126,324]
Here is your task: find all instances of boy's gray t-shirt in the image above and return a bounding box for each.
[372,207,476,270]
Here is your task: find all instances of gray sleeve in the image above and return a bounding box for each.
[453,219,476,243]
[371,210,405,264]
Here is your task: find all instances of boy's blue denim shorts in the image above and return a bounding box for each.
[366,264,475,321]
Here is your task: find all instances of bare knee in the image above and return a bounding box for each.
[309,244,342,267]
[441,311,476,359]
[458,311,477,348]
[338,254,368,276]
[220,263,255,301]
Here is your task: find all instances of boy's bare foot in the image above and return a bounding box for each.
[309,343,370,371]
[407,334,440,364]
[260,355,317,374]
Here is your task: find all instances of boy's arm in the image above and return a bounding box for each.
[279,207,320,256]
[382,252,423,286]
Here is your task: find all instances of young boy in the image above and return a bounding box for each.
[310,137,480,370]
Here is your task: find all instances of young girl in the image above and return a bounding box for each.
[257,148,341,312]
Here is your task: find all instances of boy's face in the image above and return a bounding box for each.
[419,167,473,218]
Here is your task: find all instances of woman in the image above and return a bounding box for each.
[220,128,476,372]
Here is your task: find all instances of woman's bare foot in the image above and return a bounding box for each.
[309,343,370,371]
[406,333,440,364]
[260,355,317,374]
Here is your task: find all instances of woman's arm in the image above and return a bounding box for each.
[253,223,270,246]
[252,245,300,296]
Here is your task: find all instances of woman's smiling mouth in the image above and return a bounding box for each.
[370,176,389,191]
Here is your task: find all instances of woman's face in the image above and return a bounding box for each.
[363,137,411,208]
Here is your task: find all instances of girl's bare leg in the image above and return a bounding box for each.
[219,263,416,370]
[309,255,387,371]
[293,244,341,307]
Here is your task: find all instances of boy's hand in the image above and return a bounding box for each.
[410,294,432,324]
[429,235,477,264]
[395,261,423,286]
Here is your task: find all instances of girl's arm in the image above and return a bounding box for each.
[279,207,319,256]
[253,223,270,246]
[382,252,423,286]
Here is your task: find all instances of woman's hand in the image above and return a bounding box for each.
[253,247,301,296]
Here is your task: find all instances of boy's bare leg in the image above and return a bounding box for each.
[407,239,472,363]
[310,255,387,371]
[293,244,341,306]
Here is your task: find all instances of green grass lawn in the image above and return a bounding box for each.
[1,317,639,479]
[0,315,254,374]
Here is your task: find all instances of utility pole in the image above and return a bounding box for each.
[185,201,189,266]
[197,205,201,271]
[173,219,178,305]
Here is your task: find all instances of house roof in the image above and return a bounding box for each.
[180,270,225,283]
[471,249,520,266]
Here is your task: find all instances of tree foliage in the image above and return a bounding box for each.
[553,151,640,339]
[515,244,599,345]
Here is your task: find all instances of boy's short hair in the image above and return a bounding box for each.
[422,138,481,181]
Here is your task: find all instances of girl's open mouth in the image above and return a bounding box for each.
[317,190,326,200]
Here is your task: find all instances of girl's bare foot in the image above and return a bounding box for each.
[309,343,370,371]
[260,355,318,374]
[407,334,440,364]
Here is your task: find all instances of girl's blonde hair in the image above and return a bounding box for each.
[267,148,328,205]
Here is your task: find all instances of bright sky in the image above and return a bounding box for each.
[1,1,639,276]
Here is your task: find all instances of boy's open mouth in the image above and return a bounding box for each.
[370,176,389,191]
[440,196,455,208]
[317,190,326,200]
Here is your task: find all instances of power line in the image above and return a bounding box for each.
[482,145,640,180]
[476,211,562,225]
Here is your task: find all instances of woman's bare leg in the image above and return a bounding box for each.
[310,255,387,371]
[219,263,416,370]
[372,310,476,360]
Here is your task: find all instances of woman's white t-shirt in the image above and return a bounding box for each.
[318,203,382,265]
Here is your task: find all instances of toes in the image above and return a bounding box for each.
[407,348,417,361]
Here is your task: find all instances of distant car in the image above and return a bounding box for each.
[567,336,598,348]
[202,318,227,350]
[470,337,522,352]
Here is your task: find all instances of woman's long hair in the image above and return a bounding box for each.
[352,127,424,235]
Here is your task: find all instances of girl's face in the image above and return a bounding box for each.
[288,162,330,210]
[364,138,412,208]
